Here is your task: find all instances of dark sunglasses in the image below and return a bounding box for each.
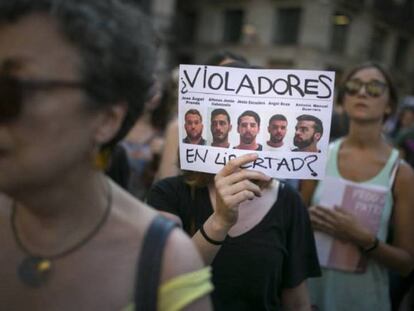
[344,79,387,98]
[0,75,85,122]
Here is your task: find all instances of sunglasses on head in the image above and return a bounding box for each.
[344,78,387,98]
[0,75,85,122]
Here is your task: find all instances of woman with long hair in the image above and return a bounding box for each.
[300,62,414,310]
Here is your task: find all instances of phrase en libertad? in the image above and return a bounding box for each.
[185,148,320,177]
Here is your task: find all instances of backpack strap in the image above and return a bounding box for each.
[389,150,401,189]
[134,215,178,311]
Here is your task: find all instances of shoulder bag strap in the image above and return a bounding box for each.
[388,152,402,243]
[134,215,178,311]
[389,155,401,190]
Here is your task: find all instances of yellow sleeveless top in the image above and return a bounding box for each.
[123,266,213,311]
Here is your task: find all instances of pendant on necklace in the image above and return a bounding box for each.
[18,257,52,287]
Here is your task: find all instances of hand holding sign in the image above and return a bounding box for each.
[212,153,271,230]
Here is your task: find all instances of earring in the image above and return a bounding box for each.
[94,148,111,170]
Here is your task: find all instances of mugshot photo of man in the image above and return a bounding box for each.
[293,114,323,152]
[234,110,263,151]
[210,108,232,148]
[265,114,290,151]
[182,109,206,145]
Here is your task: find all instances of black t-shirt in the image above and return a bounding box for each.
[147,176,320,311]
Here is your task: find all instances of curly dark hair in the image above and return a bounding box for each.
[0,0,156,148]
[237,110,260,127]
[268,114,287,124]
[185,109,203,122]
[211,108,231,124]
[296,114,323,137]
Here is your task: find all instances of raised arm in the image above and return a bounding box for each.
[366,161,414,276]
[148,153,271,265]
[192,153,271,264]
[299,180,318,207]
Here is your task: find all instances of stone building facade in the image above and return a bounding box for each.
[171,0,414,94]
[140,0,414,94]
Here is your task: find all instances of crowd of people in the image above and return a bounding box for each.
[0,0,413,310]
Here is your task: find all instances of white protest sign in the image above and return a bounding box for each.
[178,65,335,180]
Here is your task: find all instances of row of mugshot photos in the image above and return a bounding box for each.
[181,108,325,153]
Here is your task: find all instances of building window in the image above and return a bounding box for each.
[267,59,294,69]
[223,9,244,43]
[340,0,365,11]
[330,12,351,54]
[273,8,302,45]
[134,0,151,14]
[369,26,388,61]
[393,37,409,69]
[177,11,198,43]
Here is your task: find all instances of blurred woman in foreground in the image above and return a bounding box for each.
[0,1,212,310]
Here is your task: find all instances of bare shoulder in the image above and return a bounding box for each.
[0,193,12,221]
[109,179,206,280]
[105,180,161,250]
[0,193,12,209]
[395,160,414,189]
[393,160,414,217]
[160,227,205,282]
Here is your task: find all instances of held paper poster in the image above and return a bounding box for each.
[178,65,335,180]
[315,176,388,273]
